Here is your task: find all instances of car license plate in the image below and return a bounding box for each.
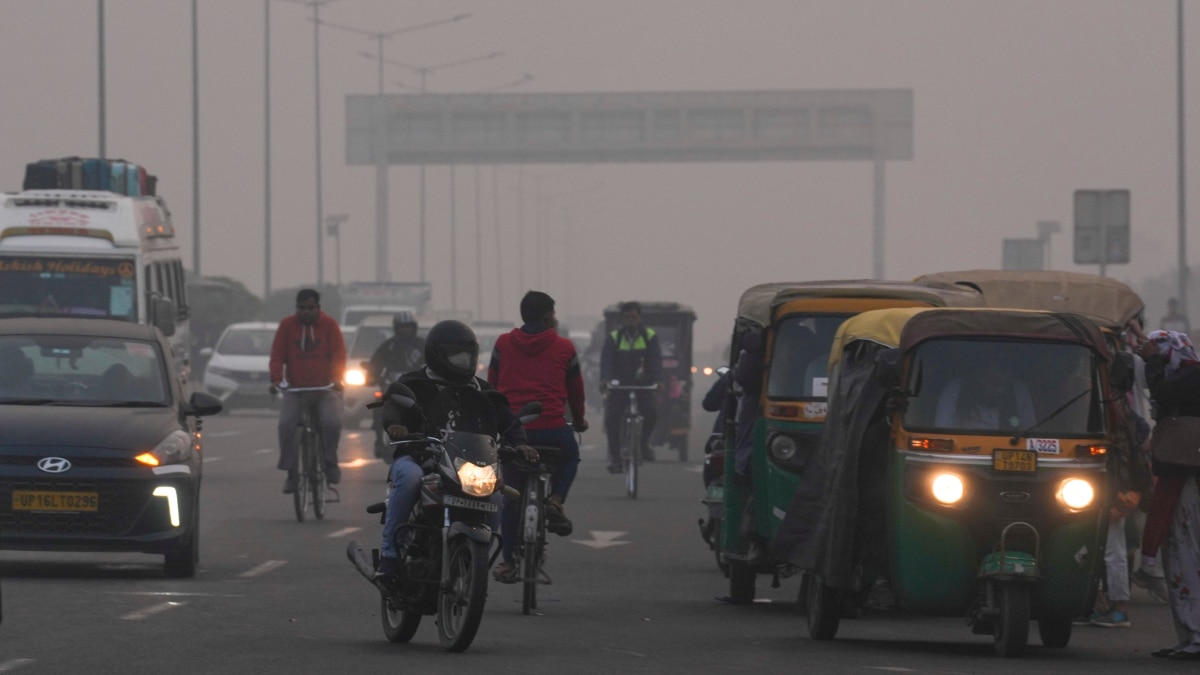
[12,490,99,512]
[993,449,1037,473]
[443,495,498,513]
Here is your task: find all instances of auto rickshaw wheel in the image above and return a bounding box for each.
[805,573,840,640]
[993,583,1031,657]
[1036,615,1072,648]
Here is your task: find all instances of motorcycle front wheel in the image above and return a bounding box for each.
[380,595,421,643]
[437,537,489,652]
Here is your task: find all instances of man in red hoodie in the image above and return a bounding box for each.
[488,291,588,580]
[269,288,347,494]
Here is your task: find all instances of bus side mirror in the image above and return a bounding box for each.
[151,297,176,337]
[1109,352,1135,393]
[875,348,904,389]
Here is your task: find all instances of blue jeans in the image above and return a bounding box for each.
[500,425,579,563]
[381,454,503,559]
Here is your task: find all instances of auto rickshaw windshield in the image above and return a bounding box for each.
[902,339,1104,436]
[767,314,849,399]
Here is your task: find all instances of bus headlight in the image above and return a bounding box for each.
[1057,478,1095,512]
[768,434,798,462]
[455,460,498,497]
[931,473,965,505]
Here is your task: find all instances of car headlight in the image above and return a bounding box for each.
[136,430,194,466]
[931,473,965,505]
[768,434,798,462]
[455,459,497,497]
[1057,478,1094,512]
[344,368,366,387]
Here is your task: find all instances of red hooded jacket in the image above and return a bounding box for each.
[487,326,585,430]
[269,311,347,388]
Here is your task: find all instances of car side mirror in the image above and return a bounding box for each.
[187,391,223,417]
[1109,351,1135,393]
[874,348,904,389]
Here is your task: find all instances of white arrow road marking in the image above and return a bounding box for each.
[327,527,361,538]
[572,531,631,549]
[202,456,224,464]
[121,601,186,620]
[240,560,287,578]
[252,448,274,455]
[0,660,35,672]
[206,431,241,438]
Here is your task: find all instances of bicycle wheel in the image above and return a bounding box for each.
[624,417,640,500]
[521,478,543,615]
[311,428,327,521]
[293,424,310,522]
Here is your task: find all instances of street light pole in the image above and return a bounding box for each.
[264,0,272,296]
[97,0,106,160]
[1179,0,1190,316]
[191,0,201,275]
[325,214,348,285]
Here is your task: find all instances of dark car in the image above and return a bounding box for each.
[0,317,222,577]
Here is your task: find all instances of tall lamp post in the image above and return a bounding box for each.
[1179,0,1190,317]
[316,13,470,283]
[325,214,349,285]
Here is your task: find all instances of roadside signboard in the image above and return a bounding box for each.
[1073,190,1130,265]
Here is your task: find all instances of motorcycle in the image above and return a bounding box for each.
[347,383,540,652]
[698,432,727,573]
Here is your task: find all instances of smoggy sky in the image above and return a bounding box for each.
[0,0,1193,351]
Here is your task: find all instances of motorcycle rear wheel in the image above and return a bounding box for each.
[380,595,421,643]
[437,537,489,652]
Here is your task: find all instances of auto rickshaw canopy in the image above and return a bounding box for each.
[914,270,1144,332]
[734,279,981,330]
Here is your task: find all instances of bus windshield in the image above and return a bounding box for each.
[0,256,137,321]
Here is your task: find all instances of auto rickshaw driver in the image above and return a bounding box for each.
[934,360,1036,431]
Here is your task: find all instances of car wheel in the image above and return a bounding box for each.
[164,502,199,578]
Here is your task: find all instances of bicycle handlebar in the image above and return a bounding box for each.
[276,383,338,393]
[606,384,659,391]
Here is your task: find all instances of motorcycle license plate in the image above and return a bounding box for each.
[443,495,498,513]
[993,449,1036,473]
[13,490,99,512]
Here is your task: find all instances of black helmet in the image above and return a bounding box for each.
[392,310,417,331]
[424,320,478,384]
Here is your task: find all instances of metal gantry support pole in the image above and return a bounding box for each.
[450,167,458,312]
[192,0,201,275]
[491,167,505,322]
[1180,0,1190,315]
[475,165,483,321]
[264,0,272,296]
[313,2,324,286]
[872,160,885,279]
[97,0,106,160]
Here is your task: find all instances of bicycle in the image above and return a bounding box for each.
[279,384,340,522]
[509,444,563,615]
[607,383,658,500]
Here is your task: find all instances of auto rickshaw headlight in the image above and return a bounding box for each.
[1057,478,1095,511]
[931,473,965,505]
[768,434,798,462]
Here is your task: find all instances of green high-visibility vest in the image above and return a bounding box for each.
[611,327,655,351]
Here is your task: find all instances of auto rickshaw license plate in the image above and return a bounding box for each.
[12,490,99,512]
[993,449,1036,473]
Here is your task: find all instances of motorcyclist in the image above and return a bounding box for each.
[373,320,536,582]
[368,311,426,458]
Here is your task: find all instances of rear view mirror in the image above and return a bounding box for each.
[187,391,223,417]
[1109,352,1135,393]
[517,401,543,425]
[875,348,904,389]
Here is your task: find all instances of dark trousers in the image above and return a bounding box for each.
[500,425,580,562]
[604,390,656,464]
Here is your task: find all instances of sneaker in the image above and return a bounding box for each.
[1133,567,1170,604]
[374,555,399,579]
[1090,609,1131,628]
[282,472,297,494]
[326,464,342,485]
[546,502,573,537]
[492,561,518,584]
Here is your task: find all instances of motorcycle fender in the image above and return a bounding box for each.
[447,521,493,546]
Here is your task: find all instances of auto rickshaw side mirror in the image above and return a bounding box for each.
[875,348,904,390]
[1109,351,1135,393]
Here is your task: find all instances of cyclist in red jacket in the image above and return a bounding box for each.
[488,291,588,580]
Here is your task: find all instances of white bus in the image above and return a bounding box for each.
[0,189,190,378]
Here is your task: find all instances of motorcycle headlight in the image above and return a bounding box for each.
[455,459,498,497]
[344,368,366,387]
[136,430,194,466]
[1057,478,1094,512]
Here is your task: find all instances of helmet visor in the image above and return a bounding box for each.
[446,349,475,370]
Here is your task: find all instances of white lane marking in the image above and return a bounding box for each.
[685,465,704,473]
[240,560,287,578]
[572,531,631,549]
[327,527,361,538]
[252,448,274,455]
[0,660,35,672]
[580,444,596,450]
[121,601,186,620]
[102,591,245,598]
[868,669,917,673]
[202,456,224,464]
[340,457,374,468]
[206,431,241,438]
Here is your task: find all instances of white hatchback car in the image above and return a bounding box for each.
[201,322,277,410]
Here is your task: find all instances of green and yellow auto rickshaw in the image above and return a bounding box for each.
[719,280,979,602]
[775,306,1131,657]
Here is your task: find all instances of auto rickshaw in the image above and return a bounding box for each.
[602,301,697,461]
[774,306,1132,657]
[719,281,979,602]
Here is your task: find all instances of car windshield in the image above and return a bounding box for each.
[766,314,850,399]
[216,328,275,356]
[0,256,138,321]
[0,334,169,405]
[902,339,1104,436]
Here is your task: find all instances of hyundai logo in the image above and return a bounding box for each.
[36,457,72,474]
[1000,491,1031,503]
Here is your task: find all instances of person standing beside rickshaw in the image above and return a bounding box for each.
[601,302,662,470]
